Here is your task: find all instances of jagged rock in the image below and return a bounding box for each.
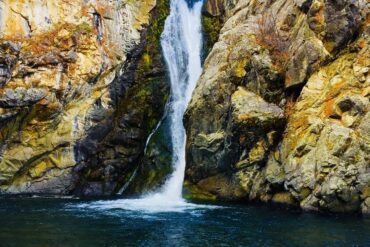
[204,0,224,16]
[362,198,370,215]
[0,64,11,87]
[185,0,290,201]
[280,39,370,213]
[286,0,363,88]
[0,0,368,217]
[0,108,19,122]
[0,88,46,108]
[0,0,169,196]
[185,0,369,214]
[294,0,313,12]
[204,0,237,17]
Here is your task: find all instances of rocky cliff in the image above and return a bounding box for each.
[185,0,370,214]
[0,0,369,215]
[0,0,169,196]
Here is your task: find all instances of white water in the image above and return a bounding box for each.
[158,0,203,201]
[73,0,205,213]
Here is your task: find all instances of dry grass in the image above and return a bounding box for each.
[2,22,94,57]
[285,94,296,117]
[253,11,291,73]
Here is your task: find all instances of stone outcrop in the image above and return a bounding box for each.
[185,0,369,214]
[0,0,169,196]
[280,40,369,213]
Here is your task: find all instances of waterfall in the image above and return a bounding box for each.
[158,0,203,201]
[78,0,205,213]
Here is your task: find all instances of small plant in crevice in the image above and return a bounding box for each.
[284,95,296,118]
[284,89,301,118]
[253,11,291,74]
[202,14,223,57]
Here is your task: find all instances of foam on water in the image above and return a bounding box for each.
[71,197,220,214]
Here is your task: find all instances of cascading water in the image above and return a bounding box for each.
[127,0,204,206]
[158,0,203,201]
[76,0,208,212]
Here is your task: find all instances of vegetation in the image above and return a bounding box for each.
[137,0,170,75]
[253,11,291,73]
[202,15,223,55]
[284,94,296,118]
[5,22,94,55]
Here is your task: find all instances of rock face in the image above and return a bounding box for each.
[281,43,370,213]
[185,0,369,214]
[0,0,170,196]
[0,0,368,216]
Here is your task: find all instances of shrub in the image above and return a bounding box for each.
[253,11,291,72]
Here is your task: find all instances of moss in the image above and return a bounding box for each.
[142,53,152,70]
[18,22,94,55]
[183,180,217,202]
[299,187,312,200]
[362,187,370,199]
[271,192,296,205]
[136,0,170,77]
[116,0,172,195]
[124,118,173,195]
[28,160,49,178]
[74,22,93,33]
[202,15,223,55]
[78,0,172,195]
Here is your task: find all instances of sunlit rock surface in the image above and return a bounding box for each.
[0,0,170,196]
[185,0,369,214]
[281,40,370,214]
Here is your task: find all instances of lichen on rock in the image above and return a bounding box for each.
[0,0,168,196]
[185,0,369,214]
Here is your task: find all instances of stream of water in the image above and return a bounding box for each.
[156,0,203,201]
[85,0,204,212]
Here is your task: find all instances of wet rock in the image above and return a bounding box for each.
[204,0,224,17]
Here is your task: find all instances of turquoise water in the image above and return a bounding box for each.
[0,198,369,247]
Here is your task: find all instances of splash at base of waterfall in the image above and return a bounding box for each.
[72,196,220,214]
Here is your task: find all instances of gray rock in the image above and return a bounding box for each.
[0,88,46,108]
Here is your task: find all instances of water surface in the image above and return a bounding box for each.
[0,198,369,247]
